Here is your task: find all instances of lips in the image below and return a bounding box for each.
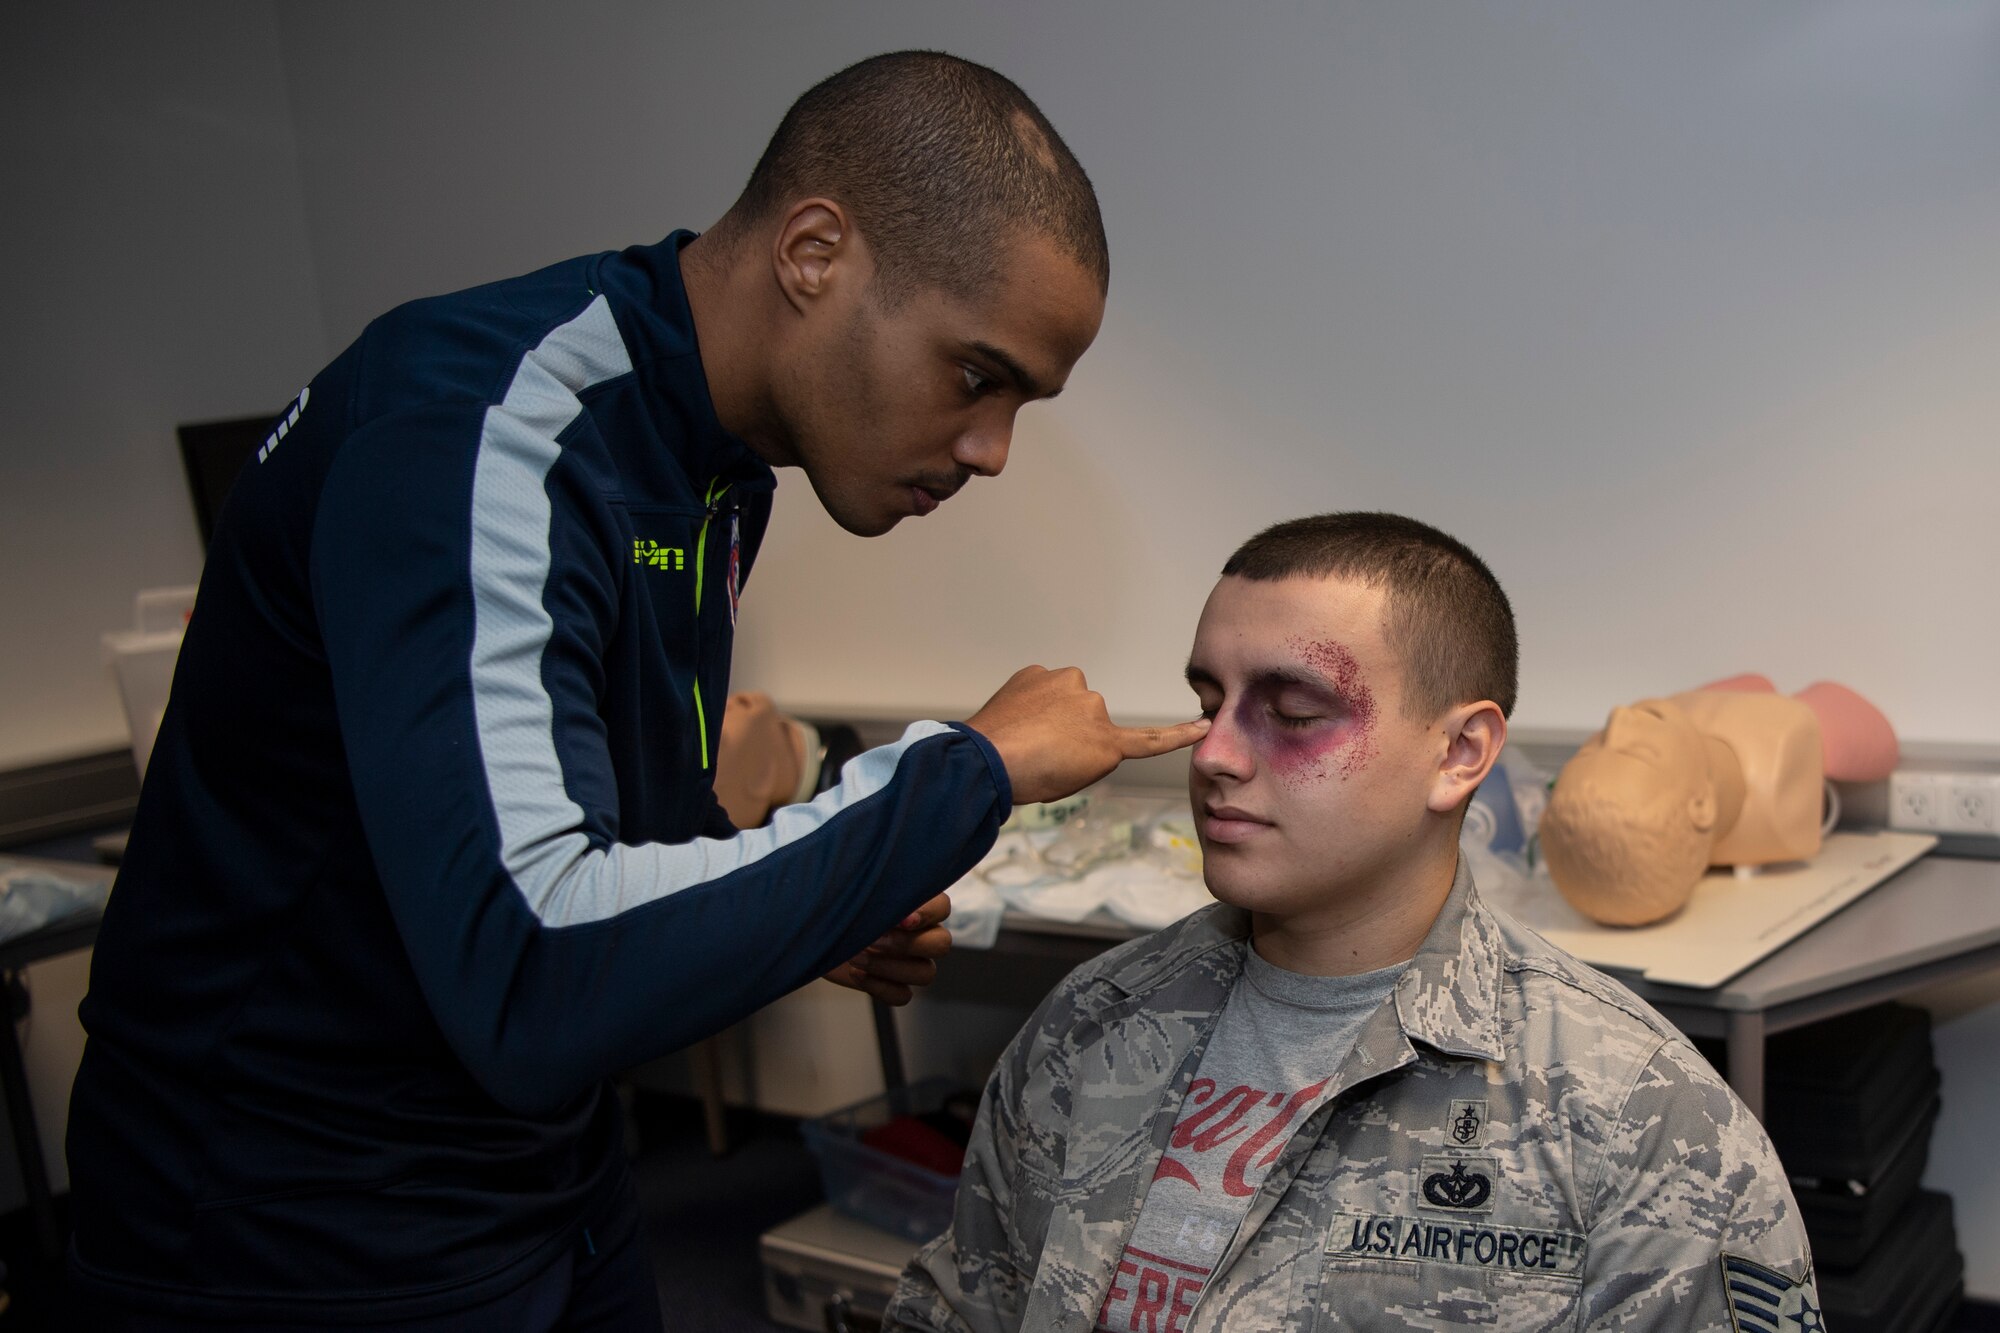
[905,472,968,518]
[1201,804,1273,845]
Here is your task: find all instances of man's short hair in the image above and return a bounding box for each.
[1222,512,1519,721]
[723,51,1107,303]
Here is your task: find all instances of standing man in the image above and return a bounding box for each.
[68,52,1202,1330]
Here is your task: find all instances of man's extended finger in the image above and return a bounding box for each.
[1117,717,1212,758]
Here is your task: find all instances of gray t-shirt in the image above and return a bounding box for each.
[1094,945,1403,1332]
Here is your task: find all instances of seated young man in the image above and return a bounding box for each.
[887,513,1818,1332]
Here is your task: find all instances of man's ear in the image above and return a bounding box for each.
[771,199,857,315]
[1428,701,1507,815]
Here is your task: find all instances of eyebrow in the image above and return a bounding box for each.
[1183,662,1334,693]
[967,340,1060,400]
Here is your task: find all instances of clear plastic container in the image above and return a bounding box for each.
[799,1078,966,1243]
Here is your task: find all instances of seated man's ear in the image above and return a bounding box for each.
[1427,701,1508,816]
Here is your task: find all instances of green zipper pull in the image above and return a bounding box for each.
[691,476,732,770]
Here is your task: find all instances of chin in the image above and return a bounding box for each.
[1200,860,1309,918]
[814,498,898,539]
[804,473,899,538]
[841,512,900,538]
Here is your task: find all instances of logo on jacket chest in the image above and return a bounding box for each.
[633,539,685,571]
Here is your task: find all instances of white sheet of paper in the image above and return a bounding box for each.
[1494,829,1937,989]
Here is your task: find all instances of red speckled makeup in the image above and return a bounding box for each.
[1230,637,1378,786]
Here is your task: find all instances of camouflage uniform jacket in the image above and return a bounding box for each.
[888,861,1819,1331]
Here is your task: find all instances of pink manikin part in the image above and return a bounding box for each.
[1696,673,1779,694]
[1793,681,1900,783]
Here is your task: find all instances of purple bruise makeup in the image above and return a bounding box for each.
[1228,639,1379,786]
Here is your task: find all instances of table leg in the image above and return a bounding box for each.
[871,999,906,1093]
[688,1036,730,1157]
[1724,1011,1766,1122]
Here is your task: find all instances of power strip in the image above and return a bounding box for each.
[1888,769,2000,837]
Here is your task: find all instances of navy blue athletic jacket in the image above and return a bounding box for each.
[68,233,1011,1320]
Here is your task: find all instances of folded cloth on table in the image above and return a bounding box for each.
[944,826,1213,948]
[947,876,1006,950]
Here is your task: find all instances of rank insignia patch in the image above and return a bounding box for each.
[1721,1254,1822,1331]
[1448,1098,1487,1147]
[1418,1155,1496,1213]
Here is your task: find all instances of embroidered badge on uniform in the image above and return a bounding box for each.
[1448,1098,1487,1147]
[1417,1155,1496,1213]
[726,513,741,626]
[1720,1254,1822,1331]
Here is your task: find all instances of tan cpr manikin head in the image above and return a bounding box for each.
[1540,691,1827,926]
[711,691,810,829]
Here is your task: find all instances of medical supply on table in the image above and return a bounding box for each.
[946,792,1212,947]
[1454,747,1553,910]
[1039,798,1141,876]
[0,860,109,944]
[999,791,1093,832]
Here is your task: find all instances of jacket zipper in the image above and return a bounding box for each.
[691,475,732,770]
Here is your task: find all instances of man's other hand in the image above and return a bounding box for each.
[825,892,953,1005]
[966,665,1210,807]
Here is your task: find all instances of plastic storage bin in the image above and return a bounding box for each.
[800,1078,965,1243]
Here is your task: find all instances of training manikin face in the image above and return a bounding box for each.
[711,691,806,829]
[1539,699,1718,927]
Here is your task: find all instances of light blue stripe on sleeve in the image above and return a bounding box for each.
[467,292,960,927]
[537,720,955,926]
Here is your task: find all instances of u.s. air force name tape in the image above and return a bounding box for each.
[1329,1213,1585,1276]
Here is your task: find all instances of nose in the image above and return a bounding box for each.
[1190,708,1253,784]
[953,417,1014,479]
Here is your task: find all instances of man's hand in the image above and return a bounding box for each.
[966,666,1210,807]
[825,892,953,1005]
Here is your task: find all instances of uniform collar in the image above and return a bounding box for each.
[1390,855,1506,1063]
[594,230,773,487]
[1095,853,1505,1063]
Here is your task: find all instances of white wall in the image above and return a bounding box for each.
[0,2,328,770]
[0,1,328,1220]
[273,0,2000,746]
